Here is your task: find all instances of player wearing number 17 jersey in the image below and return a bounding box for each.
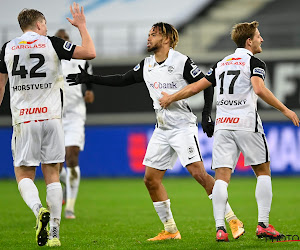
[0,3,95,247]
[159,21,299,241]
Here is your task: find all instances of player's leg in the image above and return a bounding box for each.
[65,146,80,219]
[143,128,181,241]
[144,166,181,241]
[15,166,41,216]
[239,131,282,239]
[42,163,62,247]
[41,119,65,247]
[210,130,244,241]
[175,127,243,239]
[213,167,232,241]
[13,122,50,246]
[252,162,282,239]
[59,163,67,205]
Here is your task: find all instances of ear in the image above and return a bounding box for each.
[163,36,170,46]
[246,37,252,47]
[36,21,41,31]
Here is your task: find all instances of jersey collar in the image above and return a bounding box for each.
[150,48,175,68]
[235,48,253,56]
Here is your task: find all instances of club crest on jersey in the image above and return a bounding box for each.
[206,68,213,76]
[168,65,175,74]
[63,41,73,51]
[133,64,140,71]
[190,66,201,78]
[253,67,265,79]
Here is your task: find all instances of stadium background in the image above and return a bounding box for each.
[0,0,300,178]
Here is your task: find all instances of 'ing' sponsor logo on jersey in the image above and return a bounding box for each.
[150,81,177,89]
[216,117,240,125]
[19,107,48,116]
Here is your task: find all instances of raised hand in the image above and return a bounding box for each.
[66,2,86,28]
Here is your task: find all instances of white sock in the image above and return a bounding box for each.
[66,166,80,212]
[59,166,67,186]
[212,180,228,229]
[153,199,178,233]
[18,178,42,217]
[256,175,272,227]
[46,182,62,231]
[208,194,236,222]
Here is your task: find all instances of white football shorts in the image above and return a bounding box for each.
[12,119,65,167]
[62,115,85,150]
[212,129,270,172]
[143,125,203,170]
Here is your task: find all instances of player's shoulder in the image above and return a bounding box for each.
[250,55,266,66]
[171,50,188,62]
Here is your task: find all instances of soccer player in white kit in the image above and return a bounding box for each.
[0,3,95,247]
[55,29,94,220]
[67,22,244,241]
[159,21,300,242]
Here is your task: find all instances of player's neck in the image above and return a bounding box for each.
[154,47,169,64]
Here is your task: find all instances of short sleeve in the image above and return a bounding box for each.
[183,57,205,84]
[48,36,76,61]
[250,56,266,80]
[0,42,8,73]
[205,63,217,87]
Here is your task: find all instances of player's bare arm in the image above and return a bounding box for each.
[0,73,8,106]
[67,2,96,59]
[159,77,212,108]
[251,76,299,126]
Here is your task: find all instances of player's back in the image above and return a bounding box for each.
[3,32,64,125]
[212,48,264,133]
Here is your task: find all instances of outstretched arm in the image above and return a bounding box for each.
[67,65,142,87]
[159,77,212,108]
[251,76,299,126]
[67,2,96,59]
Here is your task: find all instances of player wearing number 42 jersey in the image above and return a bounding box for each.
[159,21,299,242]
[0,2,95,247]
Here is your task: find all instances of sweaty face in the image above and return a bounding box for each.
[147,26,163,52]
[251,28,263,54]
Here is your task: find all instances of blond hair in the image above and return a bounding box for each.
[18,8,45,32]
[231,21,259,47]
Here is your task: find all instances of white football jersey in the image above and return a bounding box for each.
[62,59,92,119]
[0,31,75,125]
[137,49,204,129]
[206,48,265,133]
